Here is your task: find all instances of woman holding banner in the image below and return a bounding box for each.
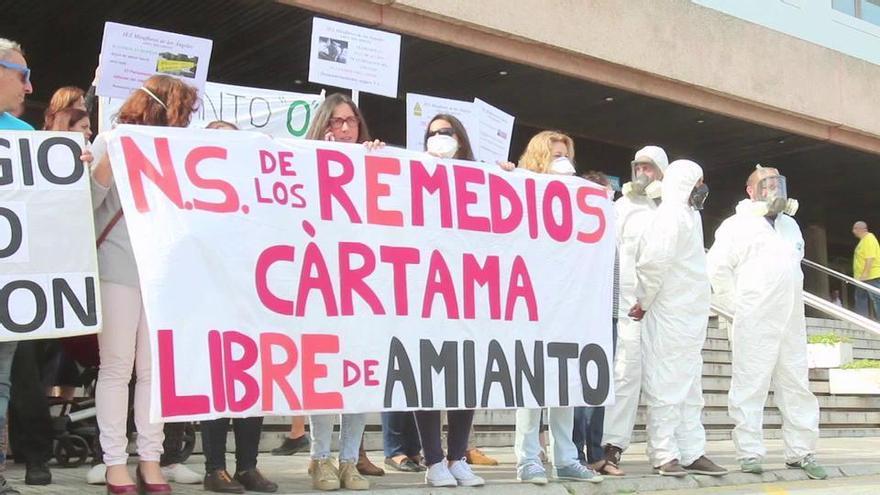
[302,93,383,492]
[409,114,487,487]
[511,131,603,485]
[88,74,199,495]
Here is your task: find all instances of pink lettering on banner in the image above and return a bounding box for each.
[379,246,421,316]
[422,250,459,319]
[339,241,385,315]
[255,245,295,315]
[463,254,501,319]
[185,146,239,213]
[316,148,361,223]
[505,256,539,321]
[302,334,343,409]
[157,329,209,417]
[296,241,339,317]
[223,331,260,412]
[208,330,227,412]
[410,160,453,228]
[365,156,404,226]
[542,180,573,242]
[260,332,302,411]
[489,173,523,234]
[576,186,607,244]
[121,137,184,212]
[453,165,490,233]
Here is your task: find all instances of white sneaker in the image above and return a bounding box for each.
[86,464,106,485]
[161,463,203,484]
[425,461,458,487]
[448,458,485,487]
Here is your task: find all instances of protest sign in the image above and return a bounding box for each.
[105,126,614,421]
[98,22,213,99]
[474,98,515,165]
[309,18,401,98]
[0,131,101,341]
[405,93,479,154]
[406,94,515,164]
[99,82,323,138]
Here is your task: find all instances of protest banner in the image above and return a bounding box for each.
[0,131,101,341]
[105,126,615,421]
[99,82,323,137]
[309,18,401,98]
[98,22,213,99]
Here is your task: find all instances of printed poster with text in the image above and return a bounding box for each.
[105,126,615,421]
[98,22,213,99]
[0,131,101,342]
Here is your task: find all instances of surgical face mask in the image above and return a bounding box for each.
[689,183,709,210]
[549,157,576,175]
[426,134,459,158]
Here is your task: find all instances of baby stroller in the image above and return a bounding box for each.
[52,335,197,467]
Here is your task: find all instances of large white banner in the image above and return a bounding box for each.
[0,131,101,341]
[105,126,614,421]
[99,82,324,138]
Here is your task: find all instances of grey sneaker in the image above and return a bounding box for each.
[684,456,728,476]
[555,462,603,483]
[516,462,548,485]
[655,459,688,477]
[741,458,763,474]
[786,454,828,480]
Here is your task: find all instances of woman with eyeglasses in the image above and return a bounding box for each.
[301,92,383,492]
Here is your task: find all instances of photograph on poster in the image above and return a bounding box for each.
[155,52,199,78]
[317,37,348,63]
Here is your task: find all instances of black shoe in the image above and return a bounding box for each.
[25,462,51,485]
[0,475,21,495]
[270,435,310,456]
[234,469,278,493]
[203,469,244,494]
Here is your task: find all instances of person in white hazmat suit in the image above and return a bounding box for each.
[600,146,667,476]
[628,160,727,477]
[706,166,827,479]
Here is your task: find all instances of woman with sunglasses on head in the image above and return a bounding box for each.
[87,75,200,495]
[511,131,603,486]
[409,113,486,487]
[302,93,384,492]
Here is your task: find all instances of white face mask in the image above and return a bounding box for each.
[427,134,459,158]
[549,157,576,175]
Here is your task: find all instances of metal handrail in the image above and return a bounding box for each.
[801,258,880,297]
[713,291,880,337]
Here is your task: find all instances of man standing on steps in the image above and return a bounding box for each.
[851,221,880,319]
[707,166,827,479]
[629,160,726,477]
[599,145,667,476]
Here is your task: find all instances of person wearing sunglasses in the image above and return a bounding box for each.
[0,38,34,131]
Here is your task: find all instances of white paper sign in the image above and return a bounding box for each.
[474,98,515,165]
[405,93,479,154]
[104,126,615,421]
[309,18,401,98]
[98,22,213,99]
[0,131,101,341]
[99,82,323,138]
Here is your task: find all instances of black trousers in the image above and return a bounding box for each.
[10,340,54,464]
[201,417,263,473]
[413,410,474,466]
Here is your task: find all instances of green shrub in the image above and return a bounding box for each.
[841,359,880,370]
[807,333,852,345]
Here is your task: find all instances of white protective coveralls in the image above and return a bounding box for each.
[636,160,709,467]
[602,146,669,451]
[706,199,819,462]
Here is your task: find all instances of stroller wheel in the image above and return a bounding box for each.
[55,435,90,468]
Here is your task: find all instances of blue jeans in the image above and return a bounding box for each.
[381,411,421,458]
[854,278,880,319]
[573,318,617,463]
[0,341,17,466]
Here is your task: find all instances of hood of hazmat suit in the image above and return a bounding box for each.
[706,198,818,461]
[634,159,711,467]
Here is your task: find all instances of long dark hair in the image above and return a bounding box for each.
[423,113,475,161]
[306,93,371,142]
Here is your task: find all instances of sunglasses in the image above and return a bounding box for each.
[0,60,30,85]
[427,127,455,138]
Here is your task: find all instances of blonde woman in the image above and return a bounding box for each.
[512,131,602,485]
